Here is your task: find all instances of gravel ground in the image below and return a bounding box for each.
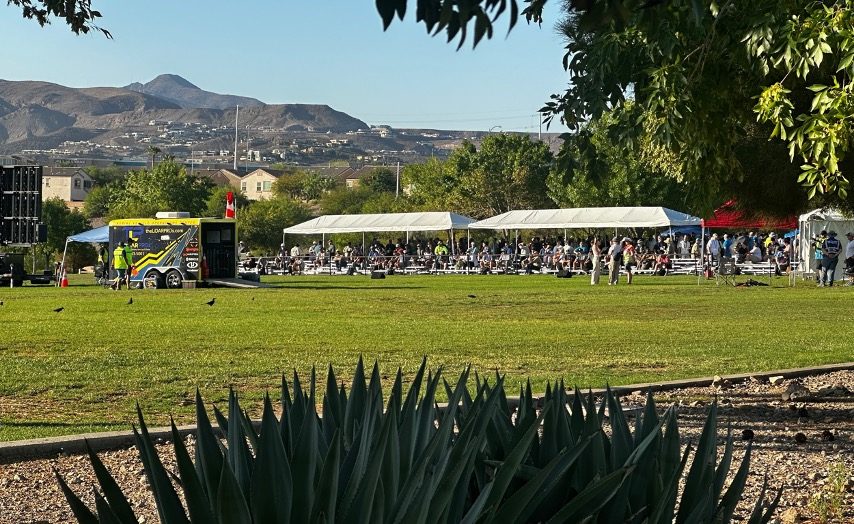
[0,371,851,523]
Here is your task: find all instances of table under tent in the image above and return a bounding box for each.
[797,208,854,281]
[468,206,705,278]
[282,211,476,274]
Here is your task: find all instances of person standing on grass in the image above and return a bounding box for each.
[819,231,842,287]
[622,240,636,285]
[112,241,128,290]
[590,236,602,285]
[607,237,622,285]
[706,233,722,265]
[813,230,827,283]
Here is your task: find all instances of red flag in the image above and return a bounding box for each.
[225,191,236,219]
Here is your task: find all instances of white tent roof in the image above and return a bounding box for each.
[283,212,476,235]
[798,208,850,222]
[469,207,701,230]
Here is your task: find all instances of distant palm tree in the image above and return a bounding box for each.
[147,146,162,168]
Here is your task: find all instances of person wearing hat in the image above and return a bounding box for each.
[819,231,842,287]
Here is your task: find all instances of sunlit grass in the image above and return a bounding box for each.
[0,273,850,441]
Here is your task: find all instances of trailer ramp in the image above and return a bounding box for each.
[205,277,271,289]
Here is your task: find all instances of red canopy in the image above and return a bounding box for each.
[702,200,797,230]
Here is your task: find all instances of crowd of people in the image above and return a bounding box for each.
[237,227,854,286]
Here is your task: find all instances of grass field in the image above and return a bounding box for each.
[0,273,851,441]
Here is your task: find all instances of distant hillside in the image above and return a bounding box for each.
[0,77,368,150]
[125,74,265,110]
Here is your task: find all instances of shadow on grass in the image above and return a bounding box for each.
[0,420,117,429]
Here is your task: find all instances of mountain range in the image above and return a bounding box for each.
[0,74,368,151]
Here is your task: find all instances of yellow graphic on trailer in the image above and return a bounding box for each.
[108,217,237,287]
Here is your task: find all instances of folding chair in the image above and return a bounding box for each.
[716,257,737,286]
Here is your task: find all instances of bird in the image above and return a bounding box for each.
[794,432,807,444]
[820,429,835,442]
[127,297,133,305]
[467,294,477,298]
[53,307,64,313]
[205,298,216,306]
[251,297,255,301]
[0,300,4,306]
[741,429,754,441]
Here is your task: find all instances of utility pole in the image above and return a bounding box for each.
[395,161,400,198]
[538,114,542,141]
[233,105,239,171]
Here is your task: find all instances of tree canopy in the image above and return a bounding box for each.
[375,0,854,212]
[9,0,110,37]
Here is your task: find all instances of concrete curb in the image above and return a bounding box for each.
[2,361,852,463]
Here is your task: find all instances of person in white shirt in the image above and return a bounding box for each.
[607,237,622,285]
[706,233,722,264]
[747,244,762,263]
[678,235,691,258]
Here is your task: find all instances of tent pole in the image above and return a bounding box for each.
[699,224,705,285]
[467,228,471,274]
[59,238,70,287]
[450,229,455,256]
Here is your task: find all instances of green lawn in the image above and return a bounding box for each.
[0,273,851,441]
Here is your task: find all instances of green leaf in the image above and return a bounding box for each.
[84,440,137,523]
[546,467,632,523]
[133,405,189,524]
[194,389,224,508]
[54,470,98,524]
[714,442,753,522]
[170,420,214,523]
[312,430,343,523]
[216,458,252,524]
[93,490,122,524]
[250,395,293,523]
[226,389,253,498]
[494,434,593,523]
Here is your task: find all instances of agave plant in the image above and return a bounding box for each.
[57,357,781,523]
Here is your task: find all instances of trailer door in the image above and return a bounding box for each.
[201,222,236,278]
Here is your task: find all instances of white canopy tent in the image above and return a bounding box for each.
[798,208,854,277]
[284,212,475,235]
[283,212,477,257]
[469,207,701,230]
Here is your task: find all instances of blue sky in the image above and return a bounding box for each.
[0,1,570,131]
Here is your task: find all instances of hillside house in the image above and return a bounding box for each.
[192,168,244,188]
[42,167,93,203]
[240,168,287,200]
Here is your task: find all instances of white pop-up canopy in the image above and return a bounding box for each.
[797,208,853,276]
[469,207,701,230]
[284,212,476,234]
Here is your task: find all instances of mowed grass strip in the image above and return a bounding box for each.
[0,273,851,441]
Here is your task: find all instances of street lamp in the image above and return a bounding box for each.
[488,125,503,134]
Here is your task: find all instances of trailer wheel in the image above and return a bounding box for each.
[165,270,183,289]
[143,271,163,289]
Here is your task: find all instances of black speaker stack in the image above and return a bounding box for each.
[1,166,43,246]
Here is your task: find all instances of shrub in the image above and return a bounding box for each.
[57,358,781,523]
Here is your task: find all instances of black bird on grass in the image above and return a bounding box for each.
[205,298,216,306]
[741,429,755,441]
[127,297,133,305]
[467,294,476,298]
[0,300,4,306]
[53,307,64,313]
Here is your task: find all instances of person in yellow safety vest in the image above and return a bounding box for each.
[112,241,128,290]
[123,238,135,289]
